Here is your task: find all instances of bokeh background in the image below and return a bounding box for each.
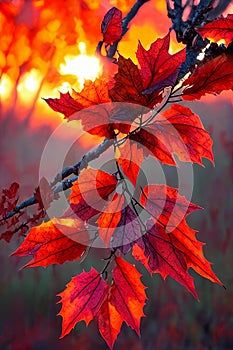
[0,0,232,349]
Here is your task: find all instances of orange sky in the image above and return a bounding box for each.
[0,0,232,129]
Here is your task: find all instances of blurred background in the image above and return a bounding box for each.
[0,0,232,349]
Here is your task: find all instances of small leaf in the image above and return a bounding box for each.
[101,7,122,44]
[44,92,82,118]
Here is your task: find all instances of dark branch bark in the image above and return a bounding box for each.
[166,0,231,77]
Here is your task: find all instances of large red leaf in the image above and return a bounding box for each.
[97,298,123,349]
[101,7,122,44]
[136,33,186,92]
[116,139,144,185]
[68,168,117,221]
[130,104,213,165]
[197,14,233,46]
[154,104,214,164]
[130,126,176,165]
[110,256,147,335]
[11,218,88,267]
[44,91,83,119]
[58,268,109,337]
[183,53,233,100]
[97,193,124,247]
[109,54,160,108]
[132,226,198,298]
[140,184,200,228]
[159,219,222,284]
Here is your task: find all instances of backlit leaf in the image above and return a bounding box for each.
[183,54,233,100]
[11,218,88,267]
[110,257,147,335]
[58,268,109,337]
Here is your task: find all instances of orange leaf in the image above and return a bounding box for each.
[97,299,123,349]
[97,193,125,247]
[11,218,88,268]
[110,256,147,335]
[116,139,144,185]
[58,268,109,337]
[68,168,117,221]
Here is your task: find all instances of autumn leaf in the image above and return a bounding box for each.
[183,53,233,100]
[197,14,233,46]
[140,184,200,227]
[159,219,222,284]
[154,104,214,165]
[0,182,19,215]
[130,126,175,165]
[110,205,142,254]
[110,256,147,335]
[11,218,88,268]
[97,193,124,247]
[136,33,186,93]
[97,299,123,349]
[132,225,198,298]
[109,54,148,104]
[68,168,117,221]
[44,91,83,119]
[101,7,122,44]
[58,268,109,337]
[116,139,144,185]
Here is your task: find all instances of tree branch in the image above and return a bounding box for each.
[166,0,230,77]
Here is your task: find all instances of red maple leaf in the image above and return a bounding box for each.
[101,7,123,44]
[44,91,82,119]
[97,192,125,247]
[197,14,233,46]
[58,268,109,337]
[68,168,118,222]
[140,184,200,227]
[97,298,123,350]
[183,53,233,100]
[110,205,142,254]
[136,33,186,93]
[132,226,198,298]
[116,139,144,185]
[11,218,88,267]
[109,54,154,106]
[109,256,147,335]
[130,104,213,165]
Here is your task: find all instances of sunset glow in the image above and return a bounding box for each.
[59,42,102,91]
